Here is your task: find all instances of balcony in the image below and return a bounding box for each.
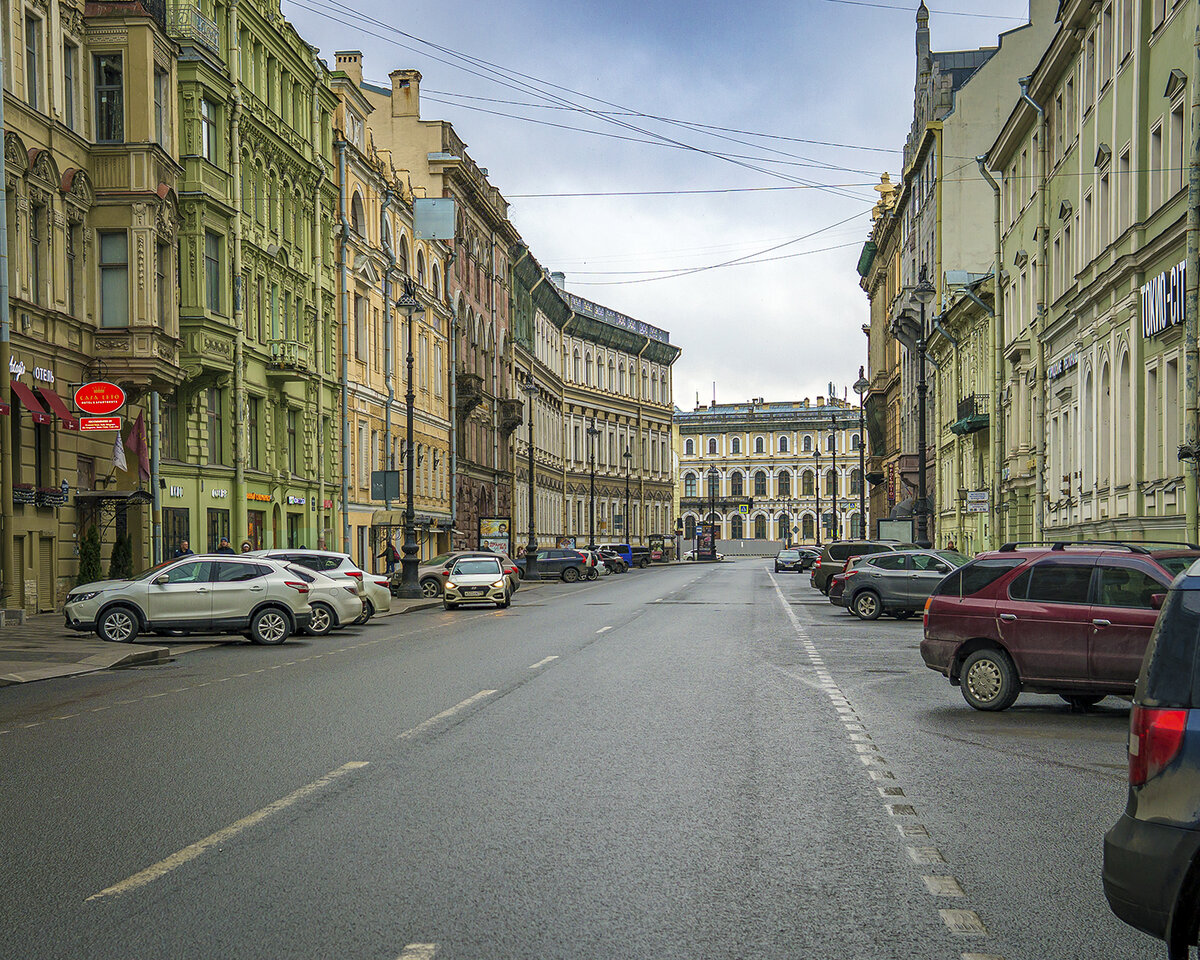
[499,398,523,436]
[266,339,311,378]
[87,0,168,32]
[166,1,221,55]
[456,372,484,416]
[950,394,989,436]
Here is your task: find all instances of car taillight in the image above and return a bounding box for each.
[923,596,932,628]
[374,579,389,588]
[505,567,516,576]
[345,571,363,579]
[815,558,821,569]
[1129,706,1187,785]
[844,570,857,578]
[342,585,358,595]
[441,569,450,577]
[284,581,310,594]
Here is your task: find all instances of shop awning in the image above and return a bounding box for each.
[37,387,79,430]
[10,382,53,425]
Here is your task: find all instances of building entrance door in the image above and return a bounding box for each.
[38,537,55,612]
[286,513,301,548]
[164,508,190,556]
[207,508,230,553]
[247,510,265,550]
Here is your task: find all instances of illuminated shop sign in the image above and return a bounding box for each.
[1142,259,1186,338]
[285,495,306,505]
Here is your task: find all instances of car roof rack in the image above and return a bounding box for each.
[997,539,1200,554]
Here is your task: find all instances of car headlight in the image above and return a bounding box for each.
[492,579,505,589]
[68,591,100,603]
[445,581,457,590]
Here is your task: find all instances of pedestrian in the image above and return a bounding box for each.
[215,537,235,555]
[240,540,253,553]
[946,538,957,552]
[174,539,194,558]
[378,540,400,574]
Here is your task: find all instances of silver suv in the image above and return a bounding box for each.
[248,550,391,621]
[64,555,313,645]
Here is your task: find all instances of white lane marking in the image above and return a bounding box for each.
[529,656,559,670]
[940,909,988,936]
[923,875,965,897]
[396,945,437,960]
[596,626,613,634]
[87,761,370,901]
[399,690,497,741]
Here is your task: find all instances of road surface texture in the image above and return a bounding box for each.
[0,560,1150,960]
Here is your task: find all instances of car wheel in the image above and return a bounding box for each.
[960,648,1020,711]
[249,606,290,645]
[443,601,457,611]
[305,602,334,636]
[562,567,580,583]
[894,610,915,620]
[853,591,882,620]
[774,565,781,572]
[586,566,599,581]
[355,599,375,625]
[420,577,442,598]
[97,605,139,643]
[639,558,650,568]
[1060,694,1105,709]
[497,595,510,609]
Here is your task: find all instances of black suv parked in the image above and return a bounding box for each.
[811,541,913,594]
[1104,557,1200,954]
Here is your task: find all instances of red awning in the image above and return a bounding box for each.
[37,387,80,430]
[10,382,53,425]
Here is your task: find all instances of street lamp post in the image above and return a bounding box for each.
[395,278,423,599]
[707,466,719,559]
[830,413,839,541]
[814,447,822,547]
[520,373,540,581]
[587,418,601,550]
[854,367,869,539]
[622,446,632,544]
[911,272,936,548]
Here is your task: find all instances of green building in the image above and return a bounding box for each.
[163,0,340,552]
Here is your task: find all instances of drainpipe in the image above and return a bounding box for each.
[310,49,327,547]
[151,390,161,563]
[381,186,395,511]
[337,140,351,554]
[977,157,1004,548]
[490,230,500,516]
[229,0,246,545]
[1019,76,1048,542]
[448,254,458,549]
[636,337,651,544]
[0,40,13,606]
[1184,25,1200,541]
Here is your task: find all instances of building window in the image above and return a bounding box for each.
[802,472,814,496]
[778,470,791,496]
[731,437,741,455]
[779,436,788,453]
[156,242,169,325]
[754,437,764,453]
[28,202,42,303]
[24,14,41,111]
[707,437,717,454]
[354,295,366,360]
[201,98,217,161]
[162,396,178,460]
[684,472,697,498]
[66,223,79,316]
[754,515,766,540]
[99,231,128,327]
[684,438,694,456]
[154,69,169,147]
[1150,122,1163,211]
[206,387,223,465]
[204,231,222,313]
[63,43,77,130]
[248,396,260,470]
[803,435,812,452]
[730,471,744,497]
[754,471,767,497]
[731,515,744,539]
[94,53,123,143]
[288,410,298,475]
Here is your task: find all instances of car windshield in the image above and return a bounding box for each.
[453,560,502,576]
[936,551,970,566]
[779,551,800,559]
[1157,556,1198,578]
[130,559,179,582]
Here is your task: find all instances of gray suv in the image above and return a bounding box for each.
[64,555,313,645]
[811,540,914,594]
[841,549,968,620]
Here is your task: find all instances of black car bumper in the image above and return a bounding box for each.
[65,615,96,632]
[1103,812,1200,942]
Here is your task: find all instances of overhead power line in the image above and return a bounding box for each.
[814,0,1026,21]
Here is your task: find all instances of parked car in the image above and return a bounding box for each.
[797,547,821,570]
[920,542,1200,711]
[629,546,652,568]
[286,567,365,636]
[844,549,969,620]
[64,555,312,645]
[1103,560,1200,950]
[248,549,391,622]
[827,557,865,608]
[443,556,511,610]
[516,548,590,582]
[598,543,633,566]
[684,549,725,561]
[811,541,913,594]
[598,548,628,573]
[415,551,520,597]
[774,549,806,573]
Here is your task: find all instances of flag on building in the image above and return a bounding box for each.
[112,431,128,472]
[126,411,150,481]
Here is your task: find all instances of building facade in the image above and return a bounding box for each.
[676,398,863,548]
[3,0,183,612]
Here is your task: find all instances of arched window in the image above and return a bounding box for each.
[777,513,790,540]
[754,470,767,497]
[684,438,694,456]
[642,367,649,397]
[779,436,789,453]
[849,512,862,538]
[619,365,626,394]
[608,360,615,391]
[731,515,744,539]
[708,438,717,454]
[778,470,791,497]
[825,470,837,495]
[754,515,766,539]
[802,515,815,539]
[684,472,697,497]
[573,350,581,382]
[416,249,425,287]
[432,263,441,301]
[803,435,812,452]
[731,437,741,455]
[755,436,765,453]
[685,516,696,539]
[852,433,861,450]
[850,469,862,494]
[801,472,815,496]
[350,191,365,235]
[730,471,744,496]
[398,236,409,276]
[585,352,593,385]
[827,434,836,452]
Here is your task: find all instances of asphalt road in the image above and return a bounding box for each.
[0,560,1156,960]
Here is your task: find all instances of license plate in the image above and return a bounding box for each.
[465,587,486,596]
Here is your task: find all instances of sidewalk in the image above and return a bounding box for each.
[0,597,441,688]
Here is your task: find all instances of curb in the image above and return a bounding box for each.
[0,643,170,687]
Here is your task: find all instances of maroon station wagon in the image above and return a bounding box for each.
[920,543,1200,711]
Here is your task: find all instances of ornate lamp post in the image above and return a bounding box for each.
[829,413,839,541]
[520,373,540,581]
[587,418,601,549]
[814,446,822,547]
[622,446,632,543]
[706,466,720,559]
[854,367,869,539]
[395,278,423,599]
[910,272,936,547]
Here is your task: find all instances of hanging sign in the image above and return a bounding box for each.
[75,381,125,415]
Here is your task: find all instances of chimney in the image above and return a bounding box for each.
[390,69,422,118]
[550,271,566,288]
[335,50,363,86]
[817,396,825,406]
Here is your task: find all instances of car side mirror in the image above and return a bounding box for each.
[1152,593,1167,610]
[153,574,170,585]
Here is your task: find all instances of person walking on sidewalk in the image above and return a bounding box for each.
[378,540,400,574]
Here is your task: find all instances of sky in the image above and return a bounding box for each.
[282,0,1035,411]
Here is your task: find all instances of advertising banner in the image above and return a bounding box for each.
[479,517,511,554]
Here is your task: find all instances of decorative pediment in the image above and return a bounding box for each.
[4,132,26,173]
[353,253,380,284]
[1013,249,1029,268]
[1165,68,1187,100]
[1094,142,1111,168]
[1059,199,1072,221]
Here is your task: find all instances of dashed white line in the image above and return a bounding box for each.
[396,944,438,960]
[529,656,559,670]
[596,626,613,634]
[399,690,497,741]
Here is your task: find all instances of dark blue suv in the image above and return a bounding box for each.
[1104,561,1200,956]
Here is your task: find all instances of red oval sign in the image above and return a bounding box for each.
[74,381,125,416]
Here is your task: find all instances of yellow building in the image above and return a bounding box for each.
[330,53,452,572]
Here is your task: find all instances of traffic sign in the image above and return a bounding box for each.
[80,416,122,432]
[74,381,125,415]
